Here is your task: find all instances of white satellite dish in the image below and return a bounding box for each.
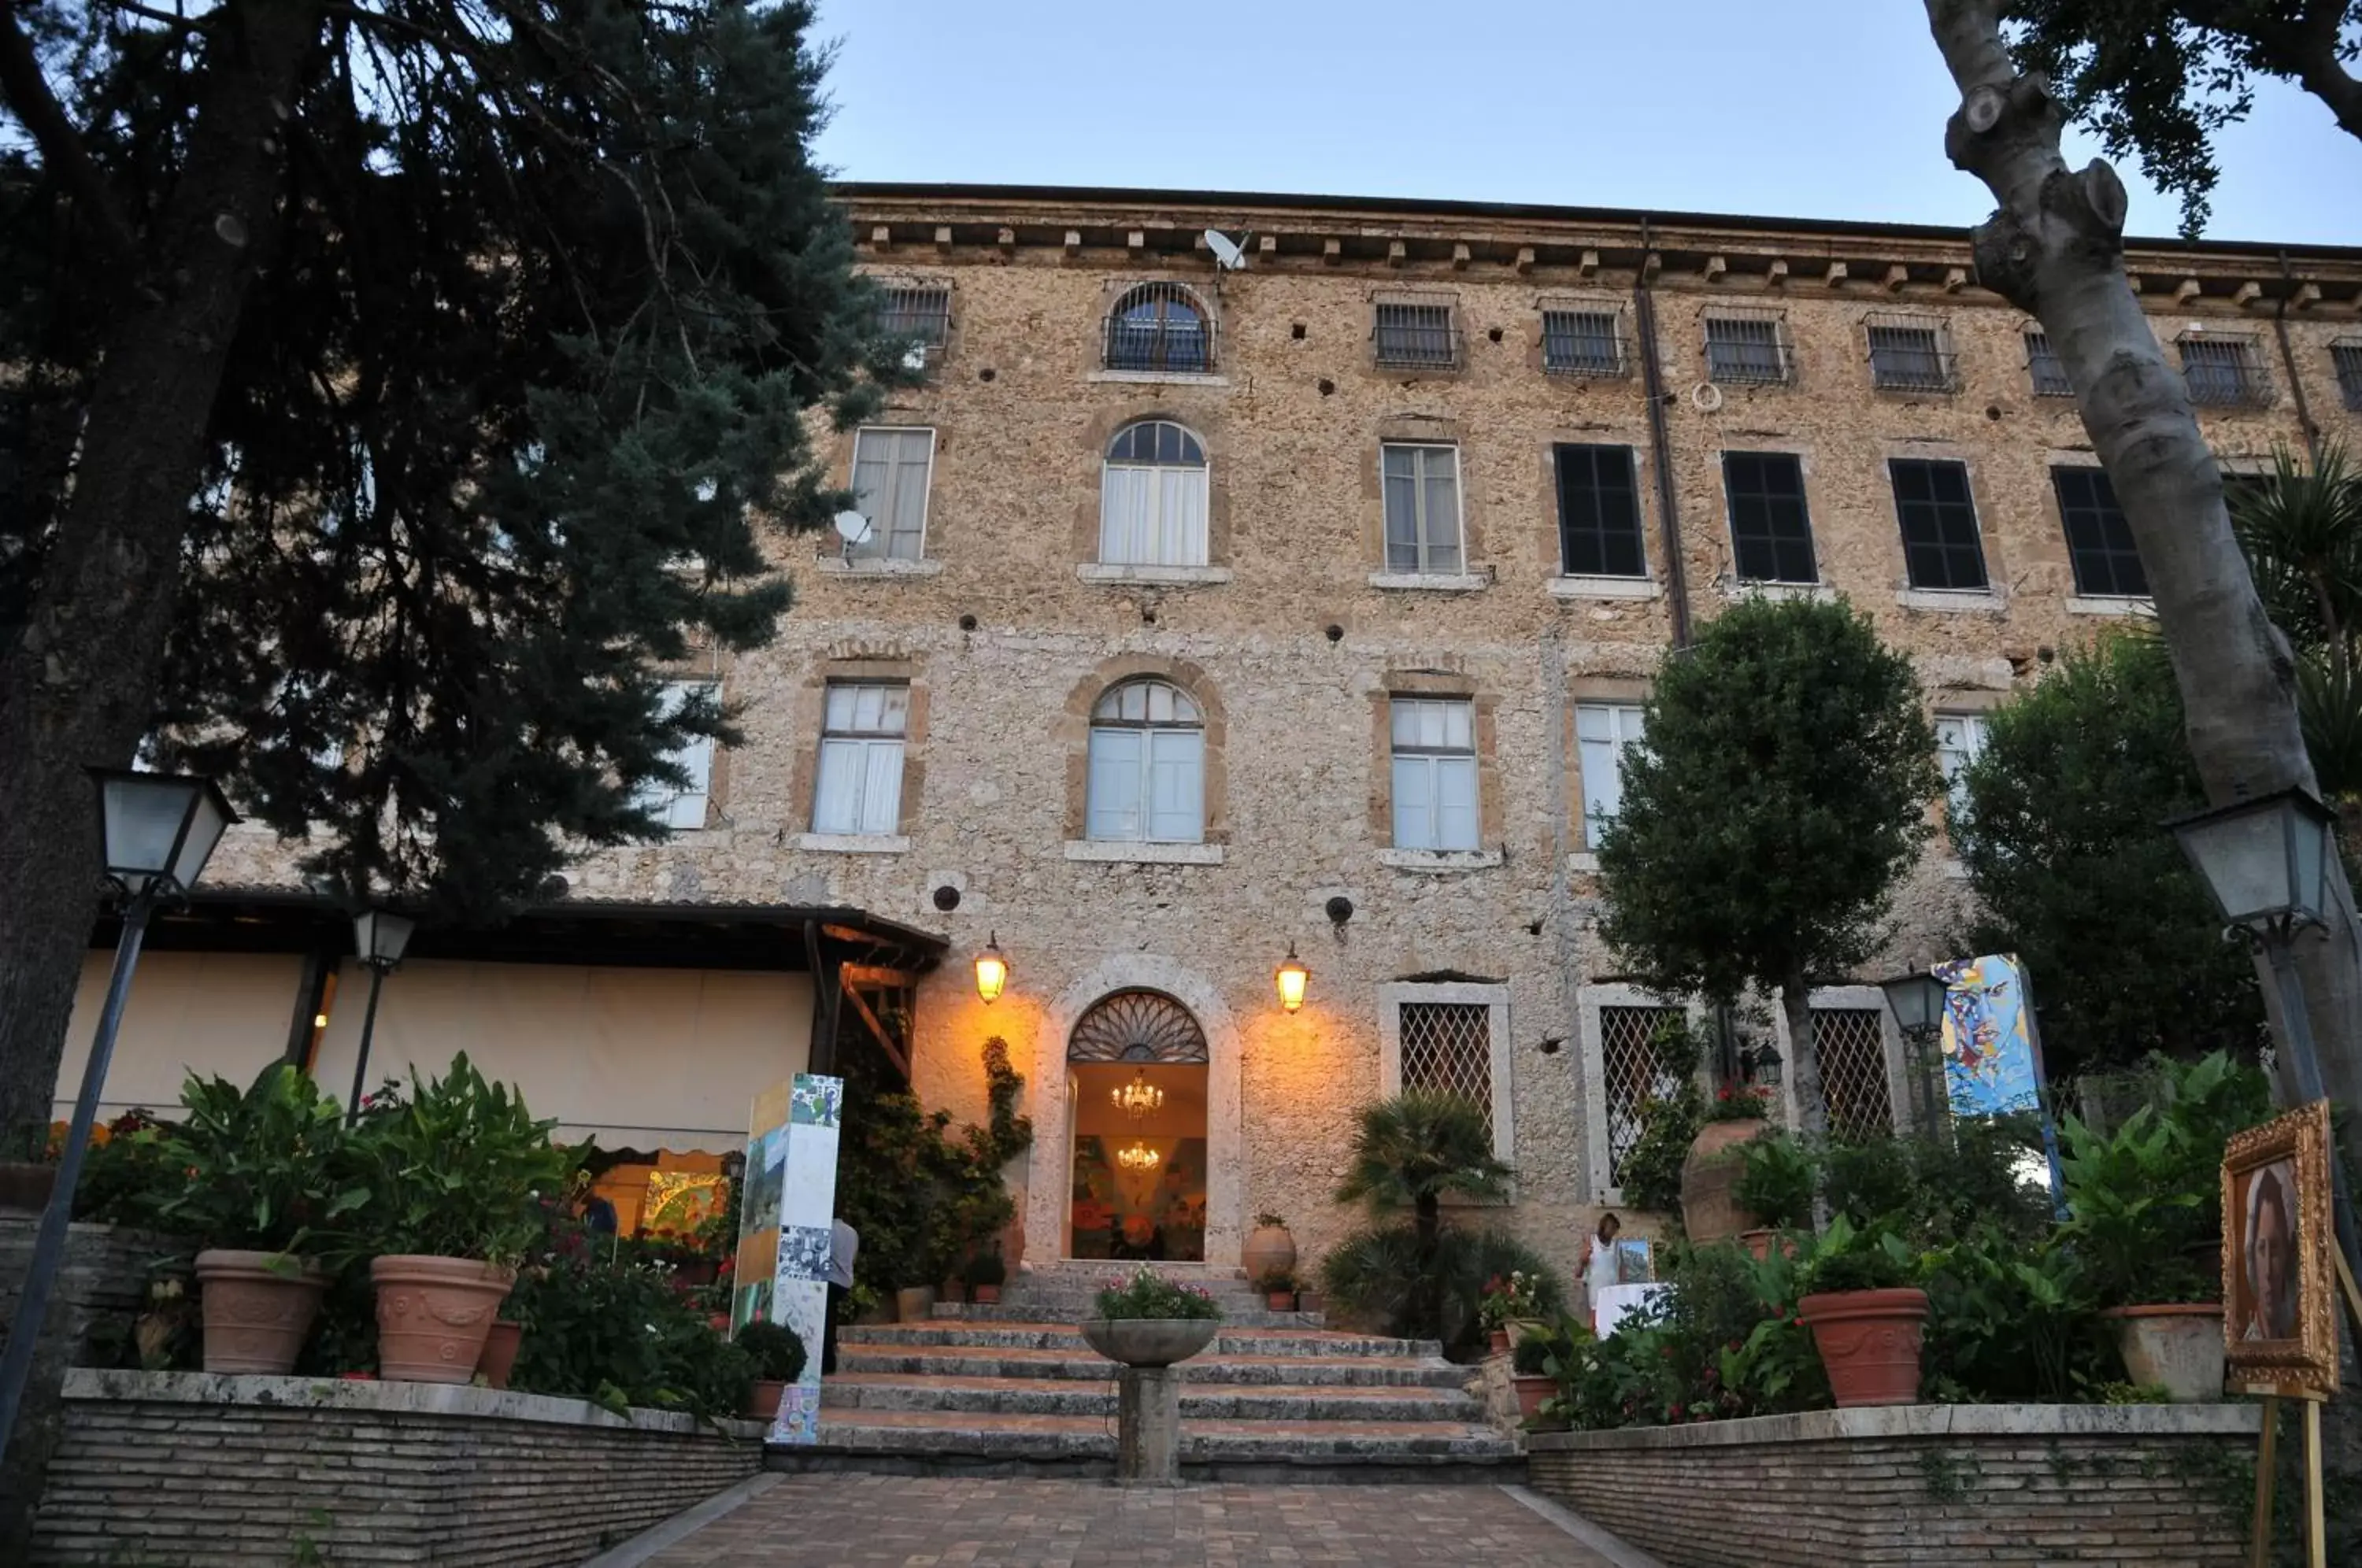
[831,509,873,545]
[1204,229,1248,271]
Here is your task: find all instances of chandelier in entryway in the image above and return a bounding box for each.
[1117,1141,1161,1173]
[1110,1068,1164,1121]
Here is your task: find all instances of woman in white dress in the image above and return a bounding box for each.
[1584,1212,1622,1333]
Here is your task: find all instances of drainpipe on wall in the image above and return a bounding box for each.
[1633,217,1694,649]
[2270,250,2323,466]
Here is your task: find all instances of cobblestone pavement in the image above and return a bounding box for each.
[642,1475,1624,1566]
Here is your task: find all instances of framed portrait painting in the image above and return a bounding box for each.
[2221,1100,2337,1396]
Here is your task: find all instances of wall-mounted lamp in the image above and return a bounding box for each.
[1275,942,1309,1013]
[974,932,1009,1004]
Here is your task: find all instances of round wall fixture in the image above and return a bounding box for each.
[1324,623,1345,644]
[958,612,979,631]
[1325,895,1355,926]
[932,885,962,912]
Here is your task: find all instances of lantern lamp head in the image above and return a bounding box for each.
[1878,970,1948,1037]
[975,933,1009,1004]
[1275,942,1309,1013]
[2167,787,2338,937]
[88,767,238,902]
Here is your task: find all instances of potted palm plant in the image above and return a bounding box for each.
[964,1243,1006,1305]
[1332,1090,1514,1347]
[157,1063,358,1375]
[342,1054,566,1384]
[1795,1215,1927,1407]
[735,1319,807,1421]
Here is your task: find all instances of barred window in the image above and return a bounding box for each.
[2331,341,2362,412]
[1601,1006,1684,1187]
[2179,336,2269,408]
[2053,466,2146,597]
[1705,314,1790,386]
[1889,458,1987,592]
[1866,320,1954,392]
[1105,283,1212,374]
[1814,1008,1895,1141]
[1542,309,1625,376]
[877,284,950,368]
[1398,1002,1495,1140]
[1375,298,1461,370]
[2024,331,2074,398]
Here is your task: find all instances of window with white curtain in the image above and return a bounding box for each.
[813,682,909,835]
[1934,712,1989,830]
[1381,443,1463,573]
[1576,702,1646,845]
[849,427,934,560]
[1087,679,1204,843]
[1099,420,1209,567]
[1390,697,1479,851]
[634,682,716,830]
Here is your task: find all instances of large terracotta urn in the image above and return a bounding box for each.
[1799,1287,1928,1407]
[372,1256,515,1384]
[1679,1119,1767,1241]
[194,1250,327,1374]
[1242,1222,1296,1286]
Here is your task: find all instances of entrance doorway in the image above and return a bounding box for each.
[1064,990,1209,1262]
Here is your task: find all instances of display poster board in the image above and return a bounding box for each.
[729,1082,791,1337]
[1934,953,2042,1118]
[763,1074,844,1444]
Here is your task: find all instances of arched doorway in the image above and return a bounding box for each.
[1065,990,1209,1262]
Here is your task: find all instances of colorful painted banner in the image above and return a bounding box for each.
[765,1073,843,1446]
[728,1082,792,1337]
[1934,953,2042,1118]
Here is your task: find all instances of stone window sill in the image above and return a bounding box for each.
[1368,570,1492,593]
[2067,595,2153,617]
[1378,848,1505,872]
[1085,369,1231,387]
[1076,563,1234,586]
[795,832,911,855]
[814,557,943,579]
[1896,588,2004,614]
[1063,840,1225,865]
[1550,575,1660,601]
[1568,852,1601,873]
[1725,581,1833,603]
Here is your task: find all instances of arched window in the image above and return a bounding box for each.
[1104,283,1212,373]
[1087,679,1204,843]
[1099,420,1209,568]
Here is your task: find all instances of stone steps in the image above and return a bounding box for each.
[824,1371,1485,1422]
[840,1321,1431,1358]
[786,1407,1520,1463]
[833,1344,1470,1387]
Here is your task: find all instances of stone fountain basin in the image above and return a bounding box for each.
[1078,1317,1220,1367]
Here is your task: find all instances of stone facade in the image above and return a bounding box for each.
[194,185,2362,1289]
[29,1370,763,1566]
[1527,1403,2261,1567]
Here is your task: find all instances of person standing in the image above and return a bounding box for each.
[821,1218,858,1374]
[1585,1212,1622,1333]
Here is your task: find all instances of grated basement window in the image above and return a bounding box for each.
[1399,1002,1494,1140]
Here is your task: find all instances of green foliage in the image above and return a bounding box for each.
[1732,1132,1816,1232]
[72,1108,183,1225]
[2058,1049,2275,1305]
[144,1063,364,1256]
[1252,1266,1298,1295]
[1093,1264,1222,1321]
[1510,1333,1553,1374]
[1320,1224,1564,1355]
[334,1053,568,1265]
[1479,1269,1546,1329]
[2231,444,2362,804]
[1334,1089,1512,1222]
[961,1244,1005,1289]
[1956,631,2264,1077]
[506,1219,754,1420]
[1797,1215,1916,1295]
[1919,1224,2113,1404]
[1612,1015,1707,1213]
[1821,1118,2052,1250]
[733,1319,807,1381]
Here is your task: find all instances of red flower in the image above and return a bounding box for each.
[1668,1403,1685,1419]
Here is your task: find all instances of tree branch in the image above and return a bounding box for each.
[0,0,139,276]
[95,0,207,33]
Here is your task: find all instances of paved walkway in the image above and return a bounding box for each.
[634,1474,1637,1567]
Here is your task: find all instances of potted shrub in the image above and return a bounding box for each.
[342,1054,566,1385]
[1796,1216,1927,1407]
[1242,1211,1296,1287]
[1509,1326,1558,1420]
[1479,1274,1514,1355]
[735,1319,807,1422]
[964,1244,1006,1305]
[1731,1131,1816,1259]
[1256,1267,1297,1311]
[154,1064,356,1375]
[1079,1263,1223,1367]
[1681,1083,1775,1242]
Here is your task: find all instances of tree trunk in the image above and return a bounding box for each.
[1923,1,2362,1178]
[1780,975,1830,1142]
[0,2,316,1159]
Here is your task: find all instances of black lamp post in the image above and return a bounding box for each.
[2167,786,2362,1285]
[1879,969,1949,1133]
[0,769,235,1460]
[344,906,417,1122]
[1740,1040,1783,1089]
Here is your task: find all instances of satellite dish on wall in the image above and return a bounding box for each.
[832,509,873,545]
[1204,229,1248,271]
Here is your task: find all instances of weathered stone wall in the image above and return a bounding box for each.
[195,187,2362,1290]
[1527,1403,2260,1568]
[29,1370,761,1567]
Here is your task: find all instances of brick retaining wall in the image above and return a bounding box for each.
[30,1370,764,1567]
[1527,1403,2261,1568]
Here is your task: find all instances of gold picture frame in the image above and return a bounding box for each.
[2221,1100,2338,1396]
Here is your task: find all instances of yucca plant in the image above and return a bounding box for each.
[1335,1089,1512,1252]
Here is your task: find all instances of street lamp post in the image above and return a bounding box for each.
[1878,970,1949,1137]
[344,907,417,1122]
[2168,787,2362,1289]
[0,769,235,1463]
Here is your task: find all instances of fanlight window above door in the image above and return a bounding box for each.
[1068,989,1209,1063]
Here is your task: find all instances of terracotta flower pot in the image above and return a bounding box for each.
[372,1255,515,1384]
[476,1318,524,1390]
[894,1285,936,1322]
[747,1378,789,1422]
[1799,1287,1928,1407]
[1242,1224,1297,1286]
[1298,1289,1324,1314]
[1680,1118,1767,1241]
[1487,1329,1511,1356]
[0,1160,57,1217]
[1265,1290,1295,1311]
[1738,1229,1796,1261]
[1511,1374,1555,1420]
[972,1284,1001,1305]
[2101,1304,2226,1403]
[193,1250,326,1374]
[1079,1317,1220,1367]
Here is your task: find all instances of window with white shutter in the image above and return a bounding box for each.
[1086,680,1204,843]
[634,682,716,830]
[848,427,934,560]
[1575,702,1646,846]
[1099,420,1209,567]
[1934,712,1989,831]
[1390,697,1479,851]
[813,682,909,835]
[1381,444,1464,574]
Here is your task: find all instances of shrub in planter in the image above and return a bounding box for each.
[1254,1267,1298,1311]
[1795,1217,1927,1408]
[1080,1263,1223,1366]
[735,1319,808,1420]
[1509,1323,1559,1419]
[963,1244,1006,1304]
[152,1064,360,1374]
[507,1213,756,1418]
[1732,1130,1816,1252]
[339,1054,567,1384]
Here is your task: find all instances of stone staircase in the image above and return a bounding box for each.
[773,1265,1523,1481]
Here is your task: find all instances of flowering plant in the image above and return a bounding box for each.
[1701,1082,1775,1123]
[1479,1270,1544,1329]
[1093,1263,1222,1322]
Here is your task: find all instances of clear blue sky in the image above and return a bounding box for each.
[810,0,2361,247]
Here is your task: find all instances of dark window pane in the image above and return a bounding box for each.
[1543,310,1622,375]
[1868,326,1950,390]
[2025,331,2074,397]
[1555,445,1647,578]
[2332,344,2362,412]
[2053,467,2148,597]
[1706,317,1787,385]
[1890,458,1987,591]
[1723,452,1816,583]
[1376,303,1458,368]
